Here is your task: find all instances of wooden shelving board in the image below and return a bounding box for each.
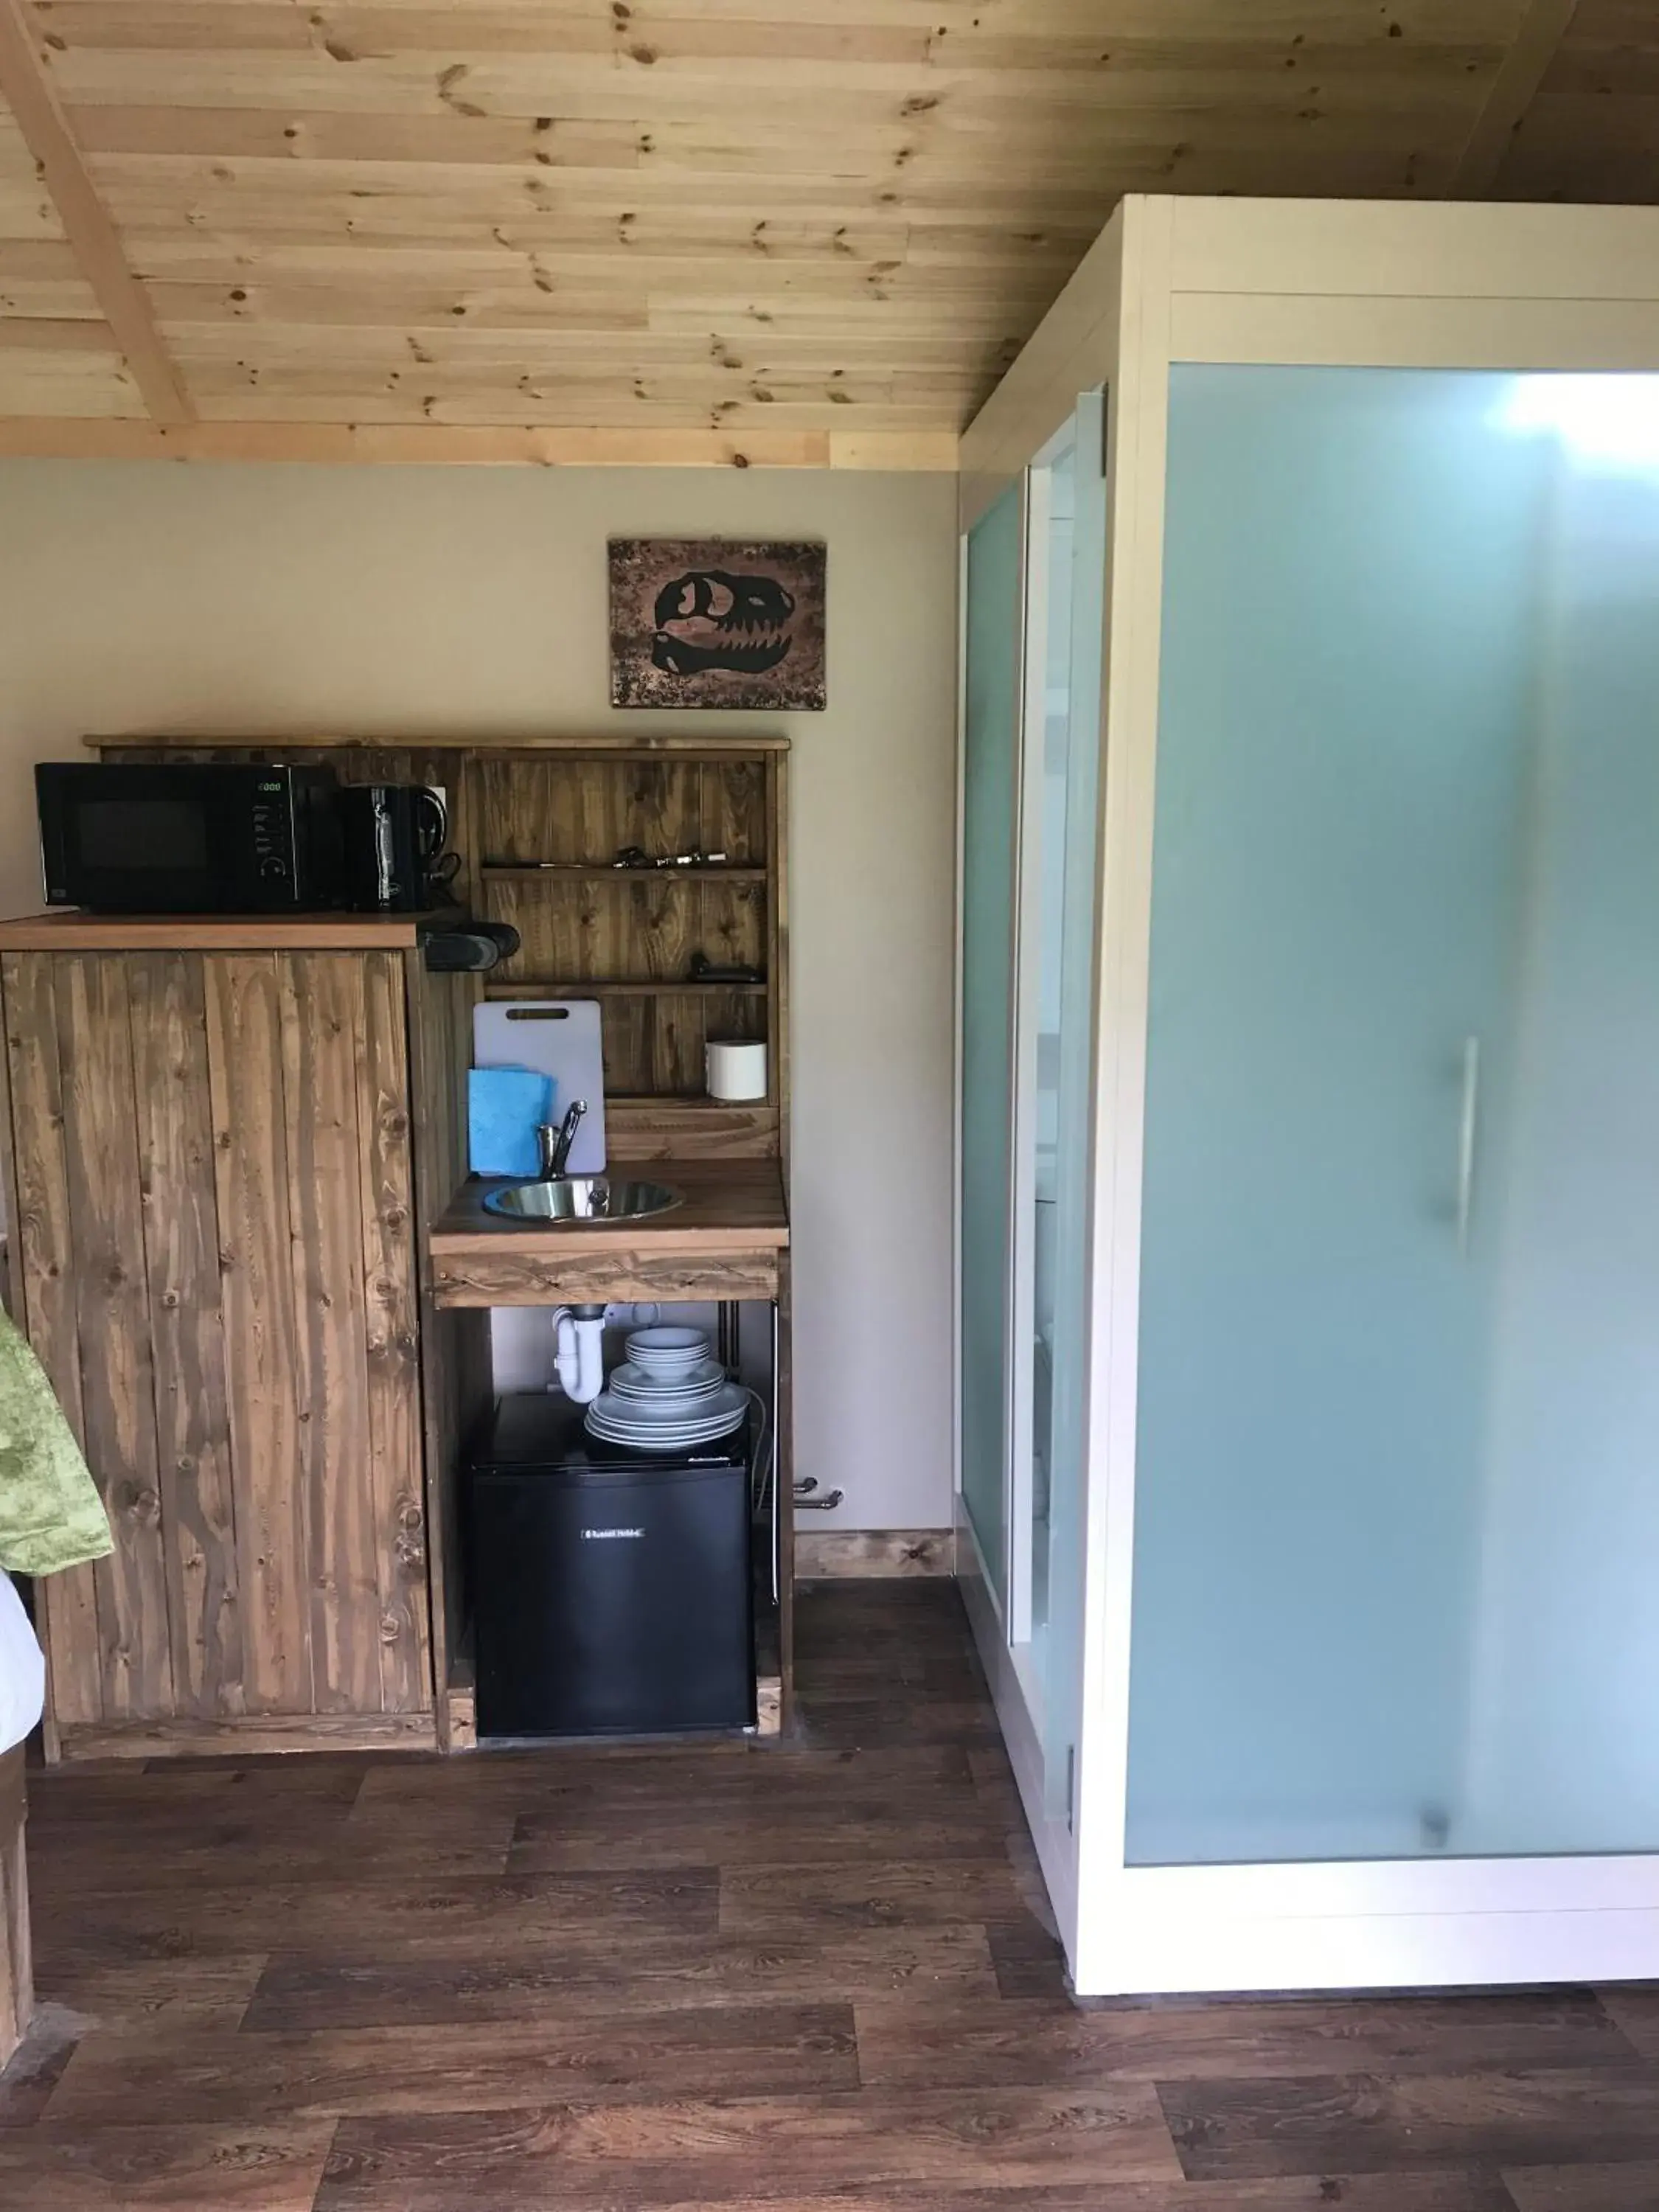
[480,866,768,883]
[483,978,766,999]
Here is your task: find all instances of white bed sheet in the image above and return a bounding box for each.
[0,1571,45,1755]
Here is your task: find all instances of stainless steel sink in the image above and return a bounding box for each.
[481,1175,682,1223]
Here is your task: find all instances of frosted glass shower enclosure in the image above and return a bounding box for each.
[957,197,1659,1999]
[959,400,1106,1924]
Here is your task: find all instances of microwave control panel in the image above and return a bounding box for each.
[251,780,292,883]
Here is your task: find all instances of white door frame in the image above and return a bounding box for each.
[953,473,1029,1640]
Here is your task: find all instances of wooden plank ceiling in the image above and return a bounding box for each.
[0,0,1649,462]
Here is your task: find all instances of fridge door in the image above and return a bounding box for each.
[473,1462,754,1737]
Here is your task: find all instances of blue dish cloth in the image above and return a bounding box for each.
[468,1067,554,1178]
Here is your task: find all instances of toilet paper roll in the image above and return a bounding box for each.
[706,1038,768,1102]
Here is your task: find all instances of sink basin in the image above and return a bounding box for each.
[482,1175,682,1223]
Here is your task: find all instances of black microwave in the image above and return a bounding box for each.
[35,763,450,914]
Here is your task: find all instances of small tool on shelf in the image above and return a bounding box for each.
[687,950,765,984]
[613,845,731,870]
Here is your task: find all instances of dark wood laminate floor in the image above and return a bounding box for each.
[4,1580,1658,2209]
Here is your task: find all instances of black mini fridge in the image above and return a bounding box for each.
[467,1394,755,1738]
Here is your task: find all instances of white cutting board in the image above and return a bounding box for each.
[472,1000,607,1174]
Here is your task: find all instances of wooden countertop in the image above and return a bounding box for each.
[88,732,790,757]
[0,911,446,950]
[428,1158,788,1260]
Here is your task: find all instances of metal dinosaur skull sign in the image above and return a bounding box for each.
[609,538,827,710]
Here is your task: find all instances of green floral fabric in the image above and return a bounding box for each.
[0,1307,111,1576]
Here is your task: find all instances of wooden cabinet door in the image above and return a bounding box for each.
[1,949,431,1742]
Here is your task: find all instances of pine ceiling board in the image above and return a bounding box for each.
[84,115,1471,200]
[94,186,1122,253]
[163,307,1037,362]
[170,374,1006,415]
[143,268,1061,327]
[0,232,105,314]
[0,170,138,417]
[0,86,118,354]
[174,355,978,403]
[0,346,135,404]
[31,0,1537,44]
[333,7,936,64]
[69,84,1492,169]
[44,51,1514,125]
[35,3,931,61]
[185,394,974,431]
[0,101,67,236]
[121,223,1096,278]
[147,254,1068,299]
[72,104,644,161]
[173,364,988,398]
[1496,0,1659,201]
[154,324,1057,364]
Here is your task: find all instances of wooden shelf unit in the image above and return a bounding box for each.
[99,735,791,1144]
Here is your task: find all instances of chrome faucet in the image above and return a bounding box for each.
[537,1099,588,1180]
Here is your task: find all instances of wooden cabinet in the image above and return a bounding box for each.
[0,925,472,1760]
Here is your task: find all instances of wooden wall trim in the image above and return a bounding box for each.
[1450,0,1582,197]
[0,419,958,470]
[0,914,429,950]
[55,1711,439,1762]
[0,0,191,425]
[0,1745,29,2069]
[795,1529,953,1578]
[432,1250,781,1307]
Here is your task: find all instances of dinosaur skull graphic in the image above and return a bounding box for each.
[650,570,796,678]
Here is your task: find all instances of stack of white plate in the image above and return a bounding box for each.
[584,1326,748,1451]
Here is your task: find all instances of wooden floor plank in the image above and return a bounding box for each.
[27,1956,268,2036]
[242,1924,1000,2032]
[0,2118,335,2209]
[1159,2064,1659,2180]
[27,1762,369,1823]
[1599,1987,1659,2057]
[316,2084,1184,2208]
[47,2006,859,2124]
[857,1990,1640,2087]
[1505,2161,1659,2211]
[27,1815,514,1894]
[31,1868,718,1966]
[793,1696,1001,1749]
[719,1854,1026,1933]
[509,1810,1006,1875]
[389,2188,1515,2212]
[351,1741,974,1807]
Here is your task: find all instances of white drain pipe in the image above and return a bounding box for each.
[550,1304,607,1404]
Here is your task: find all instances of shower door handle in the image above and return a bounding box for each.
[1455,1034,1480,1256]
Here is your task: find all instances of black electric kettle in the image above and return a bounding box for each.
[337,782,458,911]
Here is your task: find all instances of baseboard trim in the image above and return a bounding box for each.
[795,1528,953,1578]
[53,1711,439,1763]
